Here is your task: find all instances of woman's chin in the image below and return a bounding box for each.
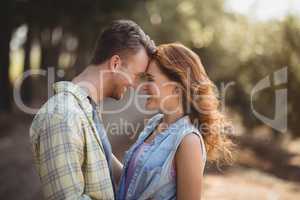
[145,101,158,111]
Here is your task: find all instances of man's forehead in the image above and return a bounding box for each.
[137,61,154,81]
[133,48,148,61]
[145,59,152,72]
[127,49,148,70]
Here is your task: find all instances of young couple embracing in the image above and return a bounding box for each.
[30,19,233,200]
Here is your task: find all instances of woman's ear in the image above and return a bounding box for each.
[109,55,122,72]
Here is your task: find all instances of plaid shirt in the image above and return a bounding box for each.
[30,81,114,200]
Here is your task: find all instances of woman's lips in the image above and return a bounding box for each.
[146,96,154,104]
[139,90,155,102]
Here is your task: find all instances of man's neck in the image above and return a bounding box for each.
[72,64,111,103]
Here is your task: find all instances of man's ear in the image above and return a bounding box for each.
[108,55,122,72]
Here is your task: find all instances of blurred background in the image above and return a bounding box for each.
[0,0,300,199]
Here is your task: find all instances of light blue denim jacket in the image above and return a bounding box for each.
[117,114,206,200]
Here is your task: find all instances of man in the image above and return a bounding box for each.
[30,20,156,200]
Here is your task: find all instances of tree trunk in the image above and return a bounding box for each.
[22,24,33,104]
[0,1,13,112]
[40,28,59,70]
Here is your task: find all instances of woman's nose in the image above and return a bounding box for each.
[142,85,148,93]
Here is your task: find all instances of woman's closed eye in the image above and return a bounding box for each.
[139,72,155,82]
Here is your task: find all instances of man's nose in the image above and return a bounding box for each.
[132,76,142,89]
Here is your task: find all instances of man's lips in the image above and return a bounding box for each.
[119,87,128,98]
[123,87,127,94]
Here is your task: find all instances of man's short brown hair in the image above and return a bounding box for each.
[91,20,156,65]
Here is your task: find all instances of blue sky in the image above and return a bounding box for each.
[226,0,300,21]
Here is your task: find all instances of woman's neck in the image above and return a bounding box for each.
[162,110,184,126]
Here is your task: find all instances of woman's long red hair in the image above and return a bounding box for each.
[153,43,233,164]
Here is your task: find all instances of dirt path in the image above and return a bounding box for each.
[204,168,300,200]
[0,114,42,200]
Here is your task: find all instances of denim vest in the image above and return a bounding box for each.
[117,114,206,200]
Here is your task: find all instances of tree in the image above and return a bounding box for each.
[0,0,14,112]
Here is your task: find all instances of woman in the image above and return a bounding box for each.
[117,43,233,200]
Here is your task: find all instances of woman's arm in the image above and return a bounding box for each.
[112,154,123,185]
[175,133,205,200]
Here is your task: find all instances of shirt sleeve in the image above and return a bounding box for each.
[31,112,92,200]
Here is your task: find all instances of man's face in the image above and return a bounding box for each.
[112,48,149,100]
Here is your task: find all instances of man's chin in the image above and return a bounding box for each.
[112,87,129,101]
[111,92,124,101]
[145,103,158,111]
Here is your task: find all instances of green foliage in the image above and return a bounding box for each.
[10,0,300,136]
[129,0,299,135]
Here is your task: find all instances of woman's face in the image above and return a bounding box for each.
[144,61,181,114]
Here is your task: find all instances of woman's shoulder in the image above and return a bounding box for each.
[174,119,207,162]
[179,131,207,162]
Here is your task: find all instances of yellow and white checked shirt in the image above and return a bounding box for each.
[30,81,114,200]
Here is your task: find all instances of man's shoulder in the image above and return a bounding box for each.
[36,93,83,118]
[30,93,84,139]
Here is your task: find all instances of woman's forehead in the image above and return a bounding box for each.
[147,60,160,73]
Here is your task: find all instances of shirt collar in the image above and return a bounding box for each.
[53,81,89,102]
[164,115,191,134]
[53,81,93,118]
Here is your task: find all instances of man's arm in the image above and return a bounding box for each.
[31,112,91,200]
